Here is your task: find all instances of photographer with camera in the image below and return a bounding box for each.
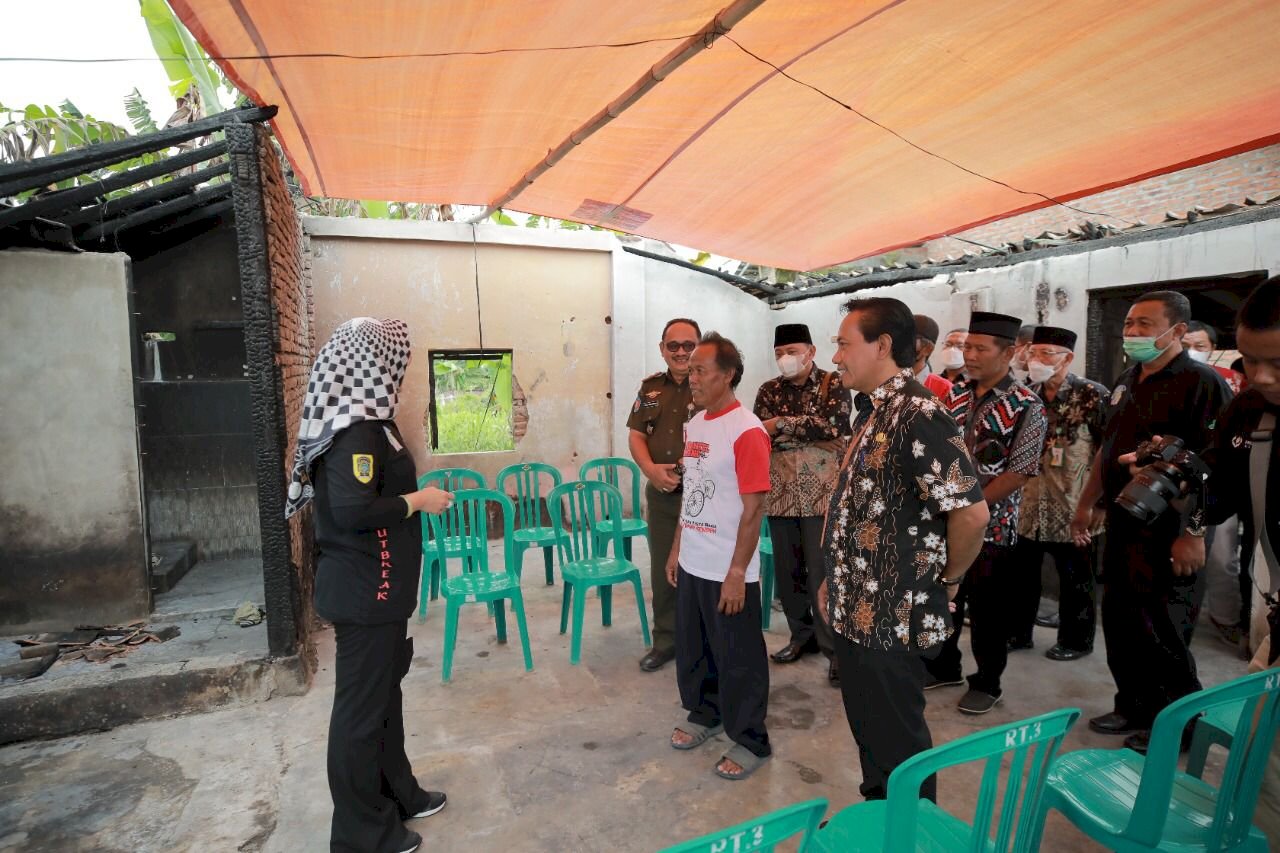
[1188,277,1280,834]
[1070,290,1232,754]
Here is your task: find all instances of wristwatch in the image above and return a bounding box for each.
[939,575,964,587]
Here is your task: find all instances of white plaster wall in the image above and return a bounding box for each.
[305,219,616,487]
[0,249,150,632]
[609,241,776,459]
[776,217,1280,371]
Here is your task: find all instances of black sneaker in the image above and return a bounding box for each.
[958,688,1002,715]
[408,791,447,820]
[396,830,423,853]
[924,674,965,691]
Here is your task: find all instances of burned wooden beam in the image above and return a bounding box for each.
[0,141,228,229]
[79,183,233,243]
[0,105,275,199]
[60,161,231,226]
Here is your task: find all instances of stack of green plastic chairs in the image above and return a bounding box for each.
[1046,670,1280,851]
[416,467,484,621]
[814,708,1081,851]
[549,480,651,665]
[426,488,533,683]
[497,462,563,585]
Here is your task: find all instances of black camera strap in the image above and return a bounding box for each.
[1251,411,1278,604]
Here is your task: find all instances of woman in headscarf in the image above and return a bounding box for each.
[287,317,452,853]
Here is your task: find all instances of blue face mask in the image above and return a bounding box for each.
[1122,327,1174,364]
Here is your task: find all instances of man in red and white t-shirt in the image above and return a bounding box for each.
[665,332,773,781]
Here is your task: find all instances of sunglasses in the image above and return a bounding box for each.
[664,341,698,353]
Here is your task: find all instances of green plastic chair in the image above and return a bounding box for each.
[814,708,1081,853]
[578,457,649,561]
[657,798,828,853]
[548,480,651,665]
[1187,698,1248,779]
[496,462,563,585]
[426,488,532,683]
[417,467,485,620]
[760,517,775,631]
[1046,669,1280,852]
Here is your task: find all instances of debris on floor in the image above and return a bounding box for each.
[232,602,265,627]
[1,623,182,682]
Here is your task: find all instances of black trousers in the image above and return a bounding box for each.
[924,543,1015,695]
[1010,538,1097,652]
[645,485,683,654]
[769,515,834,657]
[675,567,771,758]
[329,620,425,853]
[1101,513,1202,729]
[834,633,936,802]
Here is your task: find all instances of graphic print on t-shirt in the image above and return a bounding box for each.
[681,440,716,522]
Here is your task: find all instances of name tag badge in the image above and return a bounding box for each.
[1050,445,1065,467]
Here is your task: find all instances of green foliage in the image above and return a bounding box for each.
[433,355,514,454]
[691,251,711,266]
[125,89,159,135]
[139,0,225,110]
[490,209,517,226]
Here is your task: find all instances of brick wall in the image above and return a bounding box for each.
[257,128,317,656]
[922,144,1280,258]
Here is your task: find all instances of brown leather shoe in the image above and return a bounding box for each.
[639,648,675,672]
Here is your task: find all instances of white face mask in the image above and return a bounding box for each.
[1187,349,1211,364]
[777,353,805,378]
[940,347,965,370]
[1010,365,1030,383]
[1027,361,1058,384]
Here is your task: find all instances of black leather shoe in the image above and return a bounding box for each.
[827,658,840,688]
[1045,644,1091,662]
[770,639,818,664]
[1007,638,1035,652]
[639,648,675,672]
[1089,712,1143,736]
[1123,730,1152,754]
[1035,613,1060,629]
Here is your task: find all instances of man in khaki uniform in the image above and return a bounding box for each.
[629,318,702,672]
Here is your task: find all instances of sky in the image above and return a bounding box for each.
[1,0,178,128]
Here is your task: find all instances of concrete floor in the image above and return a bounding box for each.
[0,542,1251,852]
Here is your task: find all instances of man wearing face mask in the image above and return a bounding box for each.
[1071,291,1231,753]
[938,329,968,383]
[1008,327,1109,661]
[1185,321,1245,395]
[1009,325,1037,385]
[630,318,703,673]
[752,323,854,685]
[912,315,959,398]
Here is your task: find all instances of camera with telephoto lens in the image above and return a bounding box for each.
[1115,436,1211,522]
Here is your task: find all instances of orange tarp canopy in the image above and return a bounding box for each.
[172,0,1280,269]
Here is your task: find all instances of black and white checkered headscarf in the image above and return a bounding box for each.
[285,317,411,518]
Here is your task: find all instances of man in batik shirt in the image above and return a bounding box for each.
[818,297,989,802]
[923,311,1048,715]
[1009,325,1108,661]
[753,323,853,685]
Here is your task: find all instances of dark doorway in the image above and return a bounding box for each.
[1085,271,1268,386]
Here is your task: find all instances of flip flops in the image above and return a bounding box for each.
[714,743,772,780]
[670,721,723,750]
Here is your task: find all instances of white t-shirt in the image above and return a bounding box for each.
[678,401,772,583]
